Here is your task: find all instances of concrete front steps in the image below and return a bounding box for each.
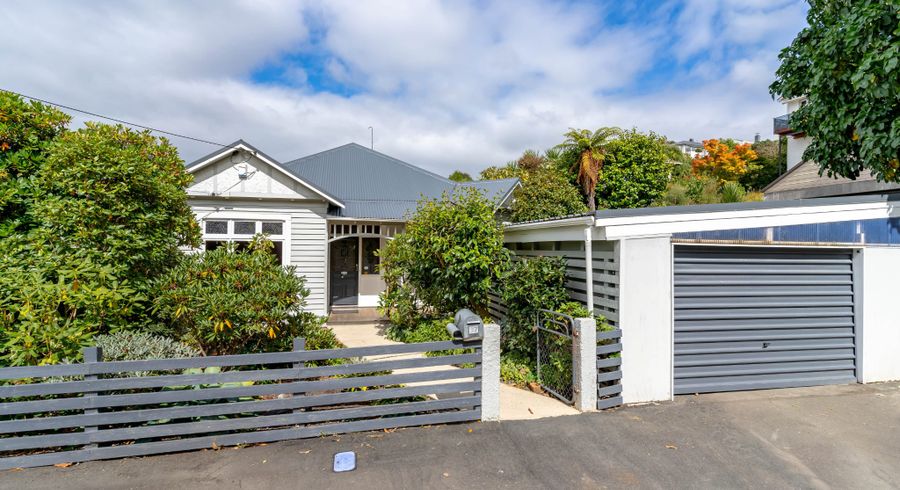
[327,306,386,325]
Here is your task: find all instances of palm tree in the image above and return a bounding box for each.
[555,127,622,211]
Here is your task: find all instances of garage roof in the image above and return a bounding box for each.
[504,194,900,242]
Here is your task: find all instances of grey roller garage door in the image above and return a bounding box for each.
[674,246,857,394]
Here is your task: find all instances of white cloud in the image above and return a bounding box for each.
[0,0,807,176]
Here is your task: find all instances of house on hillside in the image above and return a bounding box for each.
[765,96,900,200]
[185,141,519,316]
[672,139,705,159]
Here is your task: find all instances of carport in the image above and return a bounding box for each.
[503,194,900,404]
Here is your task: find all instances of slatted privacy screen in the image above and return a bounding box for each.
[0,339,482,470]
[487,290,507,323]
[596,328,623,410]
[507,242,619,326]
[674,246,857,394]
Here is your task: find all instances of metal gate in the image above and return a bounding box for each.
[674,245,857,394]
[536,309,575,404]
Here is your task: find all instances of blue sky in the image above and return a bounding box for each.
[1,0,809,175]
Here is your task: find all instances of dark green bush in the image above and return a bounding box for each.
[152,237,336,356]
[378,187,509,329]
[499,256,569,360]
[500,353,537,387]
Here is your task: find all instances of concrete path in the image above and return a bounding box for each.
[328,322,579,420]
[7,382,899,489]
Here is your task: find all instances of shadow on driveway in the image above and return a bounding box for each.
[4,382,899,489]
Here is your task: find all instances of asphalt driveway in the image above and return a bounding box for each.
[4,381,899,489]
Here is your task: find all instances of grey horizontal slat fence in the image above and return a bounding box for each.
[507,243,619,326]
[596,329,623,410]
[0,338,482,470]
[487,290,507,323]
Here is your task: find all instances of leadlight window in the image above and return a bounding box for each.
[234,221,256,235]
[205,220,227,234]
[262,221,283,235]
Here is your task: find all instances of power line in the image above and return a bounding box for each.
[0,88,234,148]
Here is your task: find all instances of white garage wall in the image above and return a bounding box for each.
[616,236,673,403]
[857,247,900,383]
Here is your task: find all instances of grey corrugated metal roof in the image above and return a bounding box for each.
[458,178,520,206]
[284,143,518,219]
[284,143,453,202]
[329,200,419,220]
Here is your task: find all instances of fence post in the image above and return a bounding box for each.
[82,346,102,449]
[293,337,305,414]
[481,323,501,422]
[573,318,597,412]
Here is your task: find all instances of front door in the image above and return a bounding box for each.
[330,238,359,306]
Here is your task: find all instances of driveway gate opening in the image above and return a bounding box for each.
[536,309,575,404]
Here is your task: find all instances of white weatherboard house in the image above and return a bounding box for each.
[504,194,900,404]
[185,141,518,316]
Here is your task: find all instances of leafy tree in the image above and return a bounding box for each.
[597,129,673,208]
[515,149,547,173]
[479,162,519,180]
[0,99,202,365]
[555,127,622,211]
[152,237,335,356]
[33,123,200,284]
[771,1,900,181]
[0,92,70,237]
[510,167,586,222]
[448,170,473,182]
[691,139,757,182]
[741,139,787,190]
[378,187,509,331]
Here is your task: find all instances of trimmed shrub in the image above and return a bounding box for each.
[93,331,199,377]
[151,237,335,356]
[378,188,509,332]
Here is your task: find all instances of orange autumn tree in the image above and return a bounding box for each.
[691,139,757,182]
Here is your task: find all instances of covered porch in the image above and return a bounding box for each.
[327,220,404,311]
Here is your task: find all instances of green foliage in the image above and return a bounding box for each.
[33,123,200,285]
[0,102,202,366]
[499,256,569,360]
[378,187,509,327]
[0,243,141,366]
[0,92,70,237]
[510,167,586,222]
[656,174,764,207]
[555,127,623,212]
[741,139,787,190]
[93,331,200,377]
[598,129,673,209]
[770,1,900,181]
[719,181,747,203]
[151,237,333,356]
[500,353,537,387]
[479,162,519,180]
[448,170,473,182]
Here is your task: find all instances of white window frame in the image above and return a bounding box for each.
[200,213,292,266]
